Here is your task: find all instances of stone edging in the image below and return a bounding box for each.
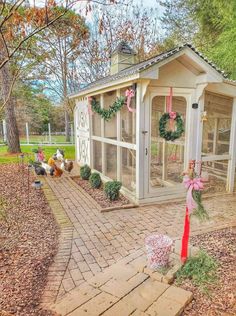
[40,177,74,306]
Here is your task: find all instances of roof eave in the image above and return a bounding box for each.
[68,73,140,99]
[223,78,236,87]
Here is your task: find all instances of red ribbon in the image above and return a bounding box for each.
[181,207,190,263]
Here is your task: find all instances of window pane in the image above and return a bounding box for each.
[93,140,102,172]
[121,148,136,192]
[104,144,117,179]
[202,92,233,156]
[120,87,136,144]
[150,96,186,188]
[92,95,101,136]
[104,91,117,139]
[202,160,228,194]
[150,96,165,187]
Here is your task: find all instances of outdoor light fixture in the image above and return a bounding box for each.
[32,180,43,189]
[192,103,198,109]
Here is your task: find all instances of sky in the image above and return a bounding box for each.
[134,0,159,6]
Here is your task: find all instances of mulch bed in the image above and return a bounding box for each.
[179,228,236,315]
[74,177,130,209]
[0,164,59,316]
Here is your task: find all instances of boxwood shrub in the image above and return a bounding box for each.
[104,181,122,201]
[80,164,91,180]
[89,172,102,189]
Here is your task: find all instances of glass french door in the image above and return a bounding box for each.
[201,91,233,194]
[149,95,187,190]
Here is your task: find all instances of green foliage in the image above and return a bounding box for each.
[159,112,184,141]
[14,83,57,134]
[160,0,236,79]
[176,250,218,293]
[89,172,102,189]
[91,96,126,121]
[192,190,209,221]
[104,181,122,201]
[80,164,91,180]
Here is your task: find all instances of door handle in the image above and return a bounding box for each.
[145,148,148,155]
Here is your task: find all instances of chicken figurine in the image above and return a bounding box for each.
[48,157,63,177]
[53,149,64,161]
[61,159,74,173]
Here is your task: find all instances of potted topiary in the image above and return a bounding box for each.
[80,164,91,180]
[104,180,122,201]
[89,172,102,188]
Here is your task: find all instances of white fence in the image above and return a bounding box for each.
[0,121,74,145]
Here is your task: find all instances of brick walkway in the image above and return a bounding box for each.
[50,249,193,316]
[44,175,236,303]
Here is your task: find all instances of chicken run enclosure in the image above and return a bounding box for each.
[70,43,236,204]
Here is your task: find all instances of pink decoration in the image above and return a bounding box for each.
[145,234,173,269]
[166,87,177,130]
[125,89,136,113]
[37,151,45,162]
[183,175,204,213]
[166,87,173,113]
[169,111,177,120]
[88,96,93,115]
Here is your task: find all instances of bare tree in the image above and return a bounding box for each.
[0,0,115,152]
[77,0,161,83]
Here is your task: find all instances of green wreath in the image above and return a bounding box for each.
[91,96,126,121]
[159,112,184,141]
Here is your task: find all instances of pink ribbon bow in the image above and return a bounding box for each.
[183,176,204,213]
[125,89,136,113]
[88,96,93,115]
[169,111,177,120]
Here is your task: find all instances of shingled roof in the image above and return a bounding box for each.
[70,44,227,97]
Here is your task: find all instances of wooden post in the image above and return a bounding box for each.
[227,97,236,192]
[26,122,30,145]
[162,96,167,181]
[212,118,219,169]
[71,123,74,144]
[101,94,106,174]
[117,89,121,181]
[136,82,145,199]
[213,118,219,154]
[48,123,52,144]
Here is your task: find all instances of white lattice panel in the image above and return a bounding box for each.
[75,99,90,165]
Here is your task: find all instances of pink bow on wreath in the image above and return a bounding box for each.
[183,175,204,213]
[125,89,136,113]
[88,96,93,115]
[166,87,176,130]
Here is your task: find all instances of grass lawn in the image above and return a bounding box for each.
[19,134,72,144]
[0,144,75,164]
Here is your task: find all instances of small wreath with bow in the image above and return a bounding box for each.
[159,112,184,141]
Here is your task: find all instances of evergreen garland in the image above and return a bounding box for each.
[159,112,184,141]
[91,96,126,121]
[192,190,209,221]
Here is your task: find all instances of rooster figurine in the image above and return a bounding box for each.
[61,159,74,173]
[53,149,64,161]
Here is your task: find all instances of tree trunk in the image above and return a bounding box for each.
[65,108,70,142]
[0,63,21,153]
